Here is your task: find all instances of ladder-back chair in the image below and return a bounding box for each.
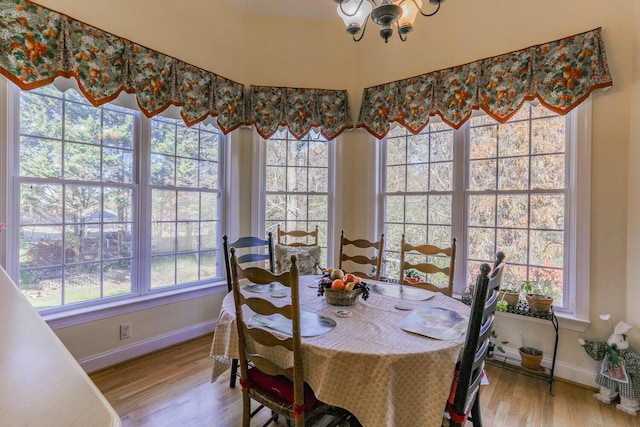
[338,231,384,281]
[399,235,457,296]
[445,252,506,426]
[229,248,350,426]
[222,233,274,388]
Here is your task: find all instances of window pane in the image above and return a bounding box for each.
[19,137,62,178]
[468,159,496,191]
[499,121,529,157]
[468,195,495,227]
[20,91,63,139]
[65,101,101,144]
[498,157,528,190]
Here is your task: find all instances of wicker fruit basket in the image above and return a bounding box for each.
[323,288,363,306]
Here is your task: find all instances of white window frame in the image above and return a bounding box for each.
[252,129,337,265]
[378,101,591,330]
[0,77,229,328]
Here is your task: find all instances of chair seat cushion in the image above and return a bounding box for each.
[246,367,319,411]
[275,244,320,275]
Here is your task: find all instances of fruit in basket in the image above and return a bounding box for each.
[344,281,357,291]
[344,273,358,284]
[318,268,370,300]
[330,269,345,280]
[331,279,346,290]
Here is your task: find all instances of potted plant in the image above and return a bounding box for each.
[519,346,544,371]
[522,279,556,314]
[403,269,424,285]
[498,282,521,308]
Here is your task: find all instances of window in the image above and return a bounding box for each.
[381,122,456,281]
[10,82,224,313]
[380,102,589,316]
[467,105,566,303]
[264,129,331,266]
[149,117,222,289]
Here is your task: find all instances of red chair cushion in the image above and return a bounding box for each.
[247,367,318,412]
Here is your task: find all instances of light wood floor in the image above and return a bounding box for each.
[90,334,638,427]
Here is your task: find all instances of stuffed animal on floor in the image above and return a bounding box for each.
[579,319,640,416]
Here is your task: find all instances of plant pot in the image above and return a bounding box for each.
[499,291,519,307]
[520,347,543,371]
[525,294,553,314]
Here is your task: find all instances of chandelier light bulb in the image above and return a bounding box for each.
[336,0,373,35]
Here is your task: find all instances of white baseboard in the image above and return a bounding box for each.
[79,320,217,373]
[492,347,598,389]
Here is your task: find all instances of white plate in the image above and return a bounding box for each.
[271,291,287,298]
[394,303,414,311]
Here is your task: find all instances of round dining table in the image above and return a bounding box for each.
[209,275,470,427]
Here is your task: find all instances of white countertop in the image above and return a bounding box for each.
[0,267,121,427]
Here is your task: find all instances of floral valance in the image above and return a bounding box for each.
[246,86,353,140]
[357,28,613,139]
[0,0,245,133]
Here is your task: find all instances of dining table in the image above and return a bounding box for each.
[209,275,470,427]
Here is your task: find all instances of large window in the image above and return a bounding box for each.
[11,83,224,313]
[467,105,565,303]
[382,122,455,280]
[264,129,330,265]
[149,117,222,289]
[380,102,586,314]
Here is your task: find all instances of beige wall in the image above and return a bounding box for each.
[33,0,640,381]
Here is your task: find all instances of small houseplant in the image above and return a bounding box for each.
[403,268,424,284]
[498,281,521,308]
[522,279,556,314]
[519,346,544,371]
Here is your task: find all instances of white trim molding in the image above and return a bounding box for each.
[77,319,216,373]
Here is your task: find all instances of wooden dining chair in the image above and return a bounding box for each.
[338,231,384,281]
[229,248,351,427]
[277,224,319,247]
[399,235,457,296]
[222,233,274,388]
[445,253,506,427]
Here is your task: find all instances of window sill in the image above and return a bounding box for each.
[44,280,228,330]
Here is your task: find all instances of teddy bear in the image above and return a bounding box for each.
[579,319,640,416]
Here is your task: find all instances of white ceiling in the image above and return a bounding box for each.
[224,0,338,20]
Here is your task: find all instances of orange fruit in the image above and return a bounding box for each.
[344,273,357,284]
[331,279,346,291]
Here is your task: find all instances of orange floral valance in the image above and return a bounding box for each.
[246,86,353,140]
[0,0,245,133]
[357,28,613,139]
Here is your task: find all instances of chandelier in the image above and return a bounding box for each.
[333,0,445,43]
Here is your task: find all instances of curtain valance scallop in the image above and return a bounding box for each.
[246,85,353,140]
[0,0,246,132]
[357,28,613,139]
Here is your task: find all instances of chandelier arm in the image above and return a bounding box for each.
[414,0,442,17]
[339,0,375,18]
[397,22,408,42]
[352,16,370,42]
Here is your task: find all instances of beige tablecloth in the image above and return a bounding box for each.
[210,276,469,427]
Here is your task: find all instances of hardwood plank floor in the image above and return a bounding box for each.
[90,334,638,427]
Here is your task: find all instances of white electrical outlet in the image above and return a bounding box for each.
[120,323,131,340]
